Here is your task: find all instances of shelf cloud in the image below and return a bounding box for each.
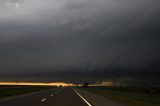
[0,0,160,83]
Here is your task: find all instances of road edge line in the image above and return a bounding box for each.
[73,88,92,106]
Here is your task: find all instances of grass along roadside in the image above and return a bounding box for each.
[82,86,160,106]
[0,85,55,98]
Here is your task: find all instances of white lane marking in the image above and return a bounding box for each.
[0,88,55,102]
[41,98,47,102]
[73,89,92,106]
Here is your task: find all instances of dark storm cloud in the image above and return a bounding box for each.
[0,0,160,82]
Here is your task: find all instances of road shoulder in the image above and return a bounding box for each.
[75,88,129,106]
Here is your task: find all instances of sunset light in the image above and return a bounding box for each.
[0,82,74,87]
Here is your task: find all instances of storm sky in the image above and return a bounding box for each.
[0,0,160,82]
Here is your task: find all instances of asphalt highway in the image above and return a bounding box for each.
[0,87,90,106]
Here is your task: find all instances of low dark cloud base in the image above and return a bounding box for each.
[0,0,160,83]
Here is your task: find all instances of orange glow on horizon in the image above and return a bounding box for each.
[0,82,75,87]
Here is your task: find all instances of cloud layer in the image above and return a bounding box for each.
[0,0,160,82]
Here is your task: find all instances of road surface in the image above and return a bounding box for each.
[0,87,91,106]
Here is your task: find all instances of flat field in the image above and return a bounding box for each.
[83,86,160,106]
[0,85,55,98]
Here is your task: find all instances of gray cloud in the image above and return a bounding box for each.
[0,0,160,82]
